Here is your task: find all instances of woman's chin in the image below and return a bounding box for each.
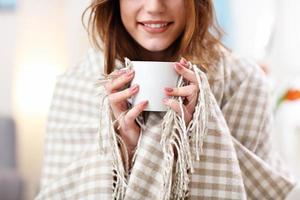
[135,39,175,60]
[143,47,166,52]
[141,43,170,53]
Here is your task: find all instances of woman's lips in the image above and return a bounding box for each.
[138,21,173,34]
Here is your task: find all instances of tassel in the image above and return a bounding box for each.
[187,62,214,160]
[94,58,134,199]
[159,61,213,199]
[95,82,129,199]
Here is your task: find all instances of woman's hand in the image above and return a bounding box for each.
[104,69,148,159]
[163,58,199,125]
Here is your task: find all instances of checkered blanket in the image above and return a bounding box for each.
[36,48,296,199]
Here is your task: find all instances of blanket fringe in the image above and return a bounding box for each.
[160,61,213,199]
[95,58,133,199]
[96,83,129,199]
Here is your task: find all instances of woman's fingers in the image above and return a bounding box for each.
[164,85,198,97]
[105,69,135,93]
[163,98,192,123]
[164,84,199,110]
[164,84,198,123]
[179,57,188,66]
[174,62,198,84]
[109,68,128,77]
[125,100,148,125]
[116,101,148,151]
[108,84,139,104]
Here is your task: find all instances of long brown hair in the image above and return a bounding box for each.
[82,0,223,75]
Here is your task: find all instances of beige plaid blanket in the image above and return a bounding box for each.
[36,48,296,199]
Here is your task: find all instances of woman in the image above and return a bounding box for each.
[36,0,296,199]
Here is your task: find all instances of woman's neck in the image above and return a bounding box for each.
[137,44,177,62]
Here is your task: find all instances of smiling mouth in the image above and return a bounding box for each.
[138,21,173,33]
[143,23,168,28]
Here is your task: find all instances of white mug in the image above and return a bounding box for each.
[129,61,179,112]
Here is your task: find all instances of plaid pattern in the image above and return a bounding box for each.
[36,48,296,199]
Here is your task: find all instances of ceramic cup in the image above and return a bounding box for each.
[129,61,179,112]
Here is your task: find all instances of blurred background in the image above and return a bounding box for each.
[0,0,299,199]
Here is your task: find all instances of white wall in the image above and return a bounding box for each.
[1,1,90,199]
[64,0,90,68]
[0,0,90,116]
[229,0,300,77]
[268,0,300,77]
[0,11,16,117]
[229,0,275,61]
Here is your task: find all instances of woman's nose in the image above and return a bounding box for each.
[144,0,166,15]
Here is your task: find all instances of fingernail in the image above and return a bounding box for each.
[126,70,134,77]
[117,69,127,75]
[142,100,148,106]
[180,57,188,65]
[164,87,173,92]
[130,84,139,92]
[175,63,183,70]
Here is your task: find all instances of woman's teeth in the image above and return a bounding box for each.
[143,23,168,28]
